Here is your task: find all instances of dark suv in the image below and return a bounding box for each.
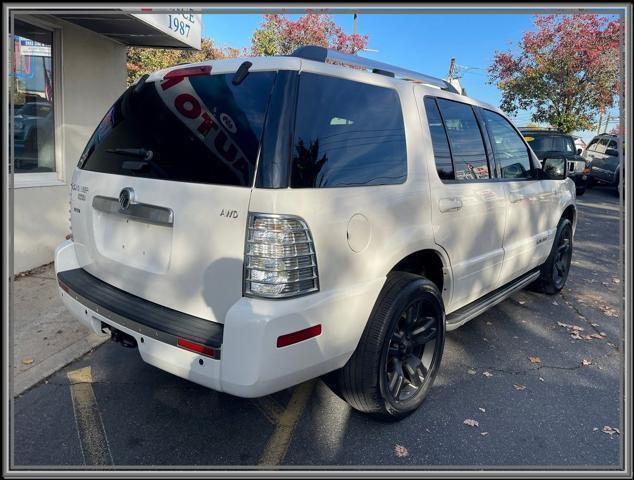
[583,133,623,195]
[519,128,590,195]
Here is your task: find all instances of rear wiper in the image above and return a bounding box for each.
[106,148,153,160]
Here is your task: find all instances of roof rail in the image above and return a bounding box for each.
[291,45,460,94]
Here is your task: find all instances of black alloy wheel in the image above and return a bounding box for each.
[383,298,441,403]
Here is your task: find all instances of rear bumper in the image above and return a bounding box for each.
[54,240,384,397]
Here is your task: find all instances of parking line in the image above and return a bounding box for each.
[252,396,285,425]
[257,379,316,466]
[67,366,113,466]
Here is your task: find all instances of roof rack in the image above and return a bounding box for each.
[291,45,460,94]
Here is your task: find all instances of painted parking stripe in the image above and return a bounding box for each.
[67,366,113,466]
[257,379,316,466]
[252,396,285,425]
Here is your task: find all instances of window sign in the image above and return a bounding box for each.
[13,20,55,173]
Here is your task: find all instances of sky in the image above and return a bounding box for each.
[202,12,620,143]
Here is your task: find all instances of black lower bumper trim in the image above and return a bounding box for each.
[57,268,223,352]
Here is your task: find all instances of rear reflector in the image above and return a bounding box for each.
[277,324,322,348]
[176,338,215,357]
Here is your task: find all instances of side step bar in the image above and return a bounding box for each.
[446,269,541,331]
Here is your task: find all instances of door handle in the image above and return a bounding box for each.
[439,197,463,212]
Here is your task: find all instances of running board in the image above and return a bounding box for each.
[446,269,541,331]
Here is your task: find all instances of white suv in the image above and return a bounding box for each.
[55,46,576,420]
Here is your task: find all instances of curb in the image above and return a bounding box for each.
[13,333,109,396]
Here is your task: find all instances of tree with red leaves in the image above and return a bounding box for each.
[489,14,621,133]
[251,13,368,56]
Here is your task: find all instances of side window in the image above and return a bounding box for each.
[595,138,609,154]
[607,140,617,150]
[290,73,407,188]
[436,98,490,180]
[481,110,532,179]
[423,97,454,180]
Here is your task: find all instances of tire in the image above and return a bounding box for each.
[336,272,445,420]
[534,218,573,295]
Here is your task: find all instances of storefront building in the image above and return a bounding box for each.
[11,11,201,273]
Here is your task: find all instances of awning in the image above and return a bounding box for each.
[52,11,201,49]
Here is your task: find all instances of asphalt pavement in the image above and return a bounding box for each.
[12,186,624,470]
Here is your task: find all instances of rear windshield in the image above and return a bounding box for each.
[523,133,575,155]
[290,73,407,188]
[79,71,276,187]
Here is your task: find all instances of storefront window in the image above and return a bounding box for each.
[12,19,55,174]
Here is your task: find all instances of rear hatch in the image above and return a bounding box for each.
[69,63,278,323]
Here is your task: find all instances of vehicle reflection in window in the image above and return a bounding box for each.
[13,19,55,173]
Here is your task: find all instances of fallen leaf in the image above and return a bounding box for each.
[21,357,34,365]
[613,278,620,284]
[539,377,545,382]
[593,427,599,431]
[529,356,541,364]
[570,325,584,331]
[478,407,486,413]
[394,444,409,457]
[483,371,493,377]
[557,321,571,328]
[518,300,526,305]
[591,323,600,327]
[480,432,488,436]
[552,301,559,306]
[467,369,477,375]
[485,321,492,326]
[600,332,607,337]
[602,426,620,436]
[513,384,527,391]
[590,333,603,339]
[582,358,592,366]
[463,418,479,427]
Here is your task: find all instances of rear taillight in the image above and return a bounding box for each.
[244,213,319,299]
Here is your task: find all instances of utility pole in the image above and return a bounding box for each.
[604,113,611,133]
[353,13,357,34]
[447,58,456,81]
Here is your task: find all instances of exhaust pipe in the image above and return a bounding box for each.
[101,323,138,348]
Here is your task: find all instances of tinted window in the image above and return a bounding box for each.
[482,110,532,179]
[607,140,617,149]
[80,72,276,186]
[424,97,453,180]
[524,133,575,154]
[291,73,406,188]
[436,98,490,180]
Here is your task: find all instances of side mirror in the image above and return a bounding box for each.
[606,148,619,157]
[576,148,583,155]
[542,157,567,180]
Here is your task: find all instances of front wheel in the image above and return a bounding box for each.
[534,218,573,294]
[336,272,445,420]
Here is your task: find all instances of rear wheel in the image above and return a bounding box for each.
[534,218,573,294]
[336,272,445,420]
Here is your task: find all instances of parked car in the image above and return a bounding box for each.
[13,100,54,151]
[519,128,590,196]
[55,46,576,420]
[583,133,623,195]
[572,135,586,154]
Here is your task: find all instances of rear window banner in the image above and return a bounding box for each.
[156,76,250,182]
